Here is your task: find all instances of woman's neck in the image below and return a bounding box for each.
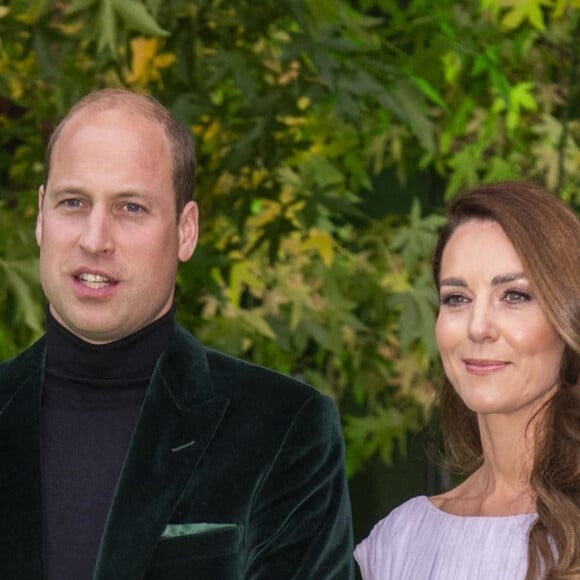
[432,410,547,517]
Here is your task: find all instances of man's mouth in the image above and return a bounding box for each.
[76,273,114,289]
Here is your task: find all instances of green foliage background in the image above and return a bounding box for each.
[1,0,580,476]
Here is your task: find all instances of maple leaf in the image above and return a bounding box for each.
[494,0,552,30]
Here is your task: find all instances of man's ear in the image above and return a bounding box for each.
[35,185,45,247]
[177,201,199,262]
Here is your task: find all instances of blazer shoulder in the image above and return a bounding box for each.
[167,324,337,417]
[205,347,318,396]
[204,345,322,399]
[0,337,46,381]
[0,337,45,410]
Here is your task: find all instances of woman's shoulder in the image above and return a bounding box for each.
[371,495,432,533]
[355,497,433,556]
[354,496,436,578]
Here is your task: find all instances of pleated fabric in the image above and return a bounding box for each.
[355,495,535,580]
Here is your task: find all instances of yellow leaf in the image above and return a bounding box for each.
[495,0,550,30]
[380,271,410,292]
[290,301,303,331]
[278,115,308,127]
[239,310,276,339]
[250,168,268,188]
[203,118,223,144]
[442,51,462,84]
[227,261,265,307]
[247,199,282,229]
[297,96,310,111]
[303,229,335,267]
[51,20,83,35]
[126,37,175,87]
[554,0,580,17]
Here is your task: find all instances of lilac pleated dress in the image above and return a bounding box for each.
[354,496,536,580]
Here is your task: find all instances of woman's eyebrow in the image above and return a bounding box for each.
[491,272,527,286]
[439,273,528,288]
[439,277,466,287]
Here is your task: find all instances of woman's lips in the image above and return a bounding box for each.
[463,359,510,374]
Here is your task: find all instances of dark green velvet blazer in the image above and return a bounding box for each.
[0,324,354,579]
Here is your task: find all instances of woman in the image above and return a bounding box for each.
[355,182,580,579]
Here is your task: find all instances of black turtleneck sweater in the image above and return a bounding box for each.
[41,308,175,580]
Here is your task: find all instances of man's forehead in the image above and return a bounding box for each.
[52,107,169,160]
[63,105,156,132]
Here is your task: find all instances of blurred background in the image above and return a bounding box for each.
[1,0,579,556]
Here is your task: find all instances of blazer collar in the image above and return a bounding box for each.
[94,324,230,579]
[0,338,46,578]
[153,324,218,408]
[0,325,229,580]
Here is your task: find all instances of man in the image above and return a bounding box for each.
[0,89,353,579]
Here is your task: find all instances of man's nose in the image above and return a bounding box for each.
[78,208,114,255]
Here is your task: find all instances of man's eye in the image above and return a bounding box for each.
[124,202,144,213]
[62,199,83,208]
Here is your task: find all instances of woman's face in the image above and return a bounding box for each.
[435,219,564,418]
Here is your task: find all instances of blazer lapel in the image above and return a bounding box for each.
[0,339,45,579]
[94,326,229,580]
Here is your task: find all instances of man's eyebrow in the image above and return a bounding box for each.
[49,188,155,202]
[49,187,87,197]
[115,191,155,200]
[114,191,161,207]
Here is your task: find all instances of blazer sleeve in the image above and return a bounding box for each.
[243,393,354,579]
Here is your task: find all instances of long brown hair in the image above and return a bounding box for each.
[432,181,580,579]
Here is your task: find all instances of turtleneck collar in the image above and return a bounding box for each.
[45,306,176,383]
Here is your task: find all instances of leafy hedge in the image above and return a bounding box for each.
[1,0,578,474]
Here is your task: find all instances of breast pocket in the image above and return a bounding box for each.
[144,523,244,580]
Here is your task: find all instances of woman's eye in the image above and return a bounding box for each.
[440,293,468,307]
[503,290,532,304]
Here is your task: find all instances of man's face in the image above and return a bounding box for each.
[36,107,198,344]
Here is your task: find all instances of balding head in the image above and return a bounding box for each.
[44,89,196,219]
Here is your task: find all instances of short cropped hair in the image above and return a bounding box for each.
[44,88,196,218]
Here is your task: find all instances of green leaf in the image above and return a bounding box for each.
[389,199,446,271]
[499,0,549,30]
[302,154,345,189]
[389,268,439,355]
[146,0,163,18]
[97,0,117,55]
[8,0,51,22]
[112,0,169,37]
[0,259,43,334]
[408,74,450,113]
[391,81,436,154]
[239,310,276,340]
[344,406,420,476]
[65,0,98,15]
[33,29,57,78]
[6,258,41,285]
